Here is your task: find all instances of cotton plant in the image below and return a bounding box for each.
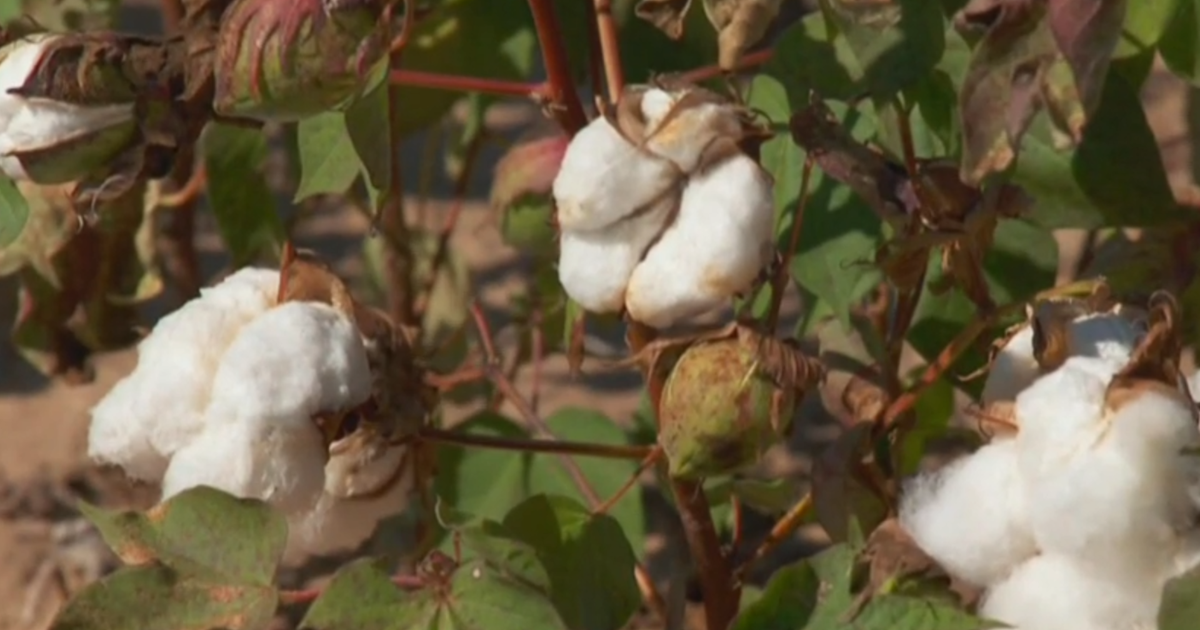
[552,82,776,329]
[88,262,416,559]
[899,298,1200,630]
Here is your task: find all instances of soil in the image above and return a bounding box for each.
[0,4,1196,629]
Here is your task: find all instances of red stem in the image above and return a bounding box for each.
[527,0,589,134]
[389,69,549,99]
[679,48,775,84]
[592,0,624,99]
[765,155,814,331]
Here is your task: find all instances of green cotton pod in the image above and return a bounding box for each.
[658,338,796,481]
[213,0,390,122]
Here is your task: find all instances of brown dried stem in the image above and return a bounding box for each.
[158,0,201,302]
[765,155,814,331]
[735,491,812,581]
[527,0,589,134]
[382,50,418,326]
[592,0,625,100]
[389,69,551,99]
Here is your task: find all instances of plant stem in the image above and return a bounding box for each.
[418,426,654,460]
[389,69,550,99]
[278,575,424,605]
[527,0,589,134]
[592,0,624,99]
[383,53,418,326]
[678,48,774,84]
[736,491,812,580]
[764,155,814,331]
[158,0,201,302]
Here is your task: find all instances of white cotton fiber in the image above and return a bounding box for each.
[624,153,774,328]
[1016,357,1200,575]
[552,115,677,232]
[980,554,1162,630]
[899,438,1036,587]
[557,196,675,314]
[204,301,373,427]
[87,268,281,479]
[981,326,1041,406]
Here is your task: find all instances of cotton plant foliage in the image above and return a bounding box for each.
[552,82,775,328]
[899,300,1200,630]
[88,266,414,558]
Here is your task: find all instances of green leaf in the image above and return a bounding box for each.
[294,112,360,201]
[501,495,640,630]
[433,409,646,556]
[706,477,804,516]
[202,123,284,265]
[78,485,287,584]
[1115,0,1180,58]
[346,72,393,211]
[897,376,955,476]
[1161,0,1200,83]
[51,564,278,630]
[754,12,861,102]
[733,544,993,630]
[819,0,947,98]
[0,173,29,249]
[1159,562,1200,630]
[298,558,421,630]
[747,74,883,330]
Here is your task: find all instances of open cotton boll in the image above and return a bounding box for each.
[324,429,407,498]
[558,197,675,314]
[624,154,773,328]
[980,554,1162,630]
[88,268,282,480]
[204,301,373,425]
[552,115,677,232]
[1068,312,1143,363]
[1017,360,1198,574]
[898,438,1036,587]
[639,87,744,174]
[161,414,328,518]
[981,326,1041,405]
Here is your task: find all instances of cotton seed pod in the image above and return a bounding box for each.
[899,438,1037,587]
[658,337,796,480]
[979,554,1163,630]
[636,84,747,174]
[0,33,137,184]
[1015,356,1200,576]
[213,0,389,122]
[981,305,1144,405]
[625,153,774,329]
[552,112,679,232]
[491,131,566,255]
[557,196,675,314]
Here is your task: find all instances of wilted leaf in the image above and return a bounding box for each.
[0,173,30,249]
[202,123,284,266]
[703,0,784,70]
[0,182,75,280]
[51,565,278,630]
[635,0,694,39]
[79,485,287,583]
[1046,0,1127,115]
[820,0,947,97]
[502,495,640,630]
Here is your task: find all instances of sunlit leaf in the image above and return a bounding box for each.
[202,124,284,266]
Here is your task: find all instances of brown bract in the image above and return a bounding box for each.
[1106,291,1190,409]
[633,0,781,70]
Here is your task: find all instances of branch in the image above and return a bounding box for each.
[764,155,813,331]
[527,0,589,134]
[678,48,774,84]
[389,69,550,99]
[417,426,654,460]
[592,0,624,99]
[158,0,201,303]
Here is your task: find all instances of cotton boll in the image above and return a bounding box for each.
[625,154,773,328]
[324,429,407,498]
[980,554,1161,630]
[557,197,675,314]
[285,454,412,561]
[981,326,1040,405]
[552,115,678,232]
[898,438,1036,587]
[1068,312,1142,364]
[88,373,170,481]
[161,416,327,518]
[639,88,744,174]
[205,301,373,426]
[1017,361,1198,574]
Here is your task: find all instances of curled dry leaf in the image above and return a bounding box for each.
[634,0,694,40]
[1108,291,1186,395]
[1045,0,1126,118]
[702,0,784,70]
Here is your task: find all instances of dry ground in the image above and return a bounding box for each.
[0,6,1195,626]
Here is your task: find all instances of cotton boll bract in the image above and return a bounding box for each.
[639,87,745,174]
[557,197,675,314]
[625,154,773,328]
[898,438,1036,587]
[980,554,1161,630]
[552,115,677,232]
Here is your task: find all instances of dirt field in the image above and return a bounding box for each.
[0,5,1196,627]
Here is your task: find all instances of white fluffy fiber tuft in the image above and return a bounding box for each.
[899,438,1036,587]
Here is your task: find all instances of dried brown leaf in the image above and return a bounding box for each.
[1046,0,1126,117]
[703,0,784,70]
[634,0,694,40]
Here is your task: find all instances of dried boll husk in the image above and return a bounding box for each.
[625,152,774,328]
[557,195,676,314]
[635,83,748,174]
[658,330,819,480]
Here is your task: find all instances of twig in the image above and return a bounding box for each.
[389,69,551,99]
[593,446,664,515]
[383,50,418,326]
[413,131,486,322]
[678,48,774,84]
[592,0,624,99]
[527,0,589,134]
[389,0,415,52]
[418,426,654,460]
[764,155,813,331]
[735,491,812,581]
[158,0,201,302]
[529,307,545,415]
[581,0,607,103]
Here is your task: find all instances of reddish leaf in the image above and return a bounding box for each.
[1046,0,1127,115]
